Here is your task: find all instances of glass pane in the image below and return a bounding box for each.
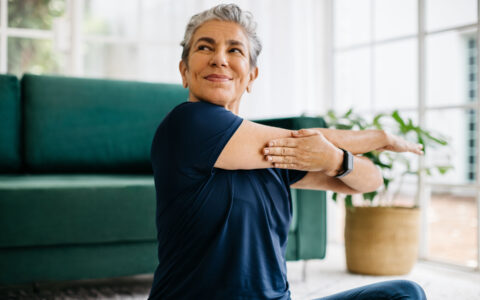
[426,30,474,107]
[7,37,65,77]
[334,48,371,112]
[428,187,478,268]
[83,0,139,37]
[426,0,477,32]
[374,0,417,41]
[83,42,138,80]
[425,109,475,185]
[334,0,371,48]
[8,0,66,30]
[141,0,192,44]
[374,39,417,110]
[137,45,182,83]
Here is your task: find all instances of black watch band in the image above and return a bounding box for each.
[334,148,354,178]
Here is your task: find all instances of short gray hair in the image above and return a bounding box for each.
[180,4,262,69]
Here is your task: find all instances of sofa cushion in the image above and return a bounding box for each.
[0,175,157,248]
[0,74,21,173]
[0,174,299,249]
[22,74,188,173]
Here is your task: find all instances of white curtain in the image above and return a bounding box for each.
[137,0,331,119]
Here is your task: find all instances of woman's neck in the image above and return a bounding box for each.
[188,98,240,115]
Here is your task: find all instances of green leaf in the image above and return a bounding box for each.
[327,110,337,121]
[437,165,453,174]
[332,192,338,202]
[424,168,432,176]
[363,191,377,202]
[422,130,448,146]
[344,109,353,118]
[373,113,386,129]
[392,110,406,131]
[345,195,353,208]
[383,178,391,189]
[336,124,353,130]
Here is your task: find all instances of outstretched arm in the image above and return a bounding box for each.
[264,129,423,193]
[314,128,423,155]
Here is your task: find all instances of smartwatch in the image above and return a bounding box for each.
[334,148,354,178]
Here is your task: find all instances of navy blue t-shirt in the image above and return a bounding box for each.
[148,101,307,300]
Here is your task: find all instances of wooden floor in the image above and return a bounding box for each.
[2,243,480,299]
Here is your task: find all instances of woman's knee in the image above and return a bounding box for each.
[393,280,427,300]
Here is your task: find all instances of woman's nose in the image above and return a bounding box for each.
[209,50,228,67]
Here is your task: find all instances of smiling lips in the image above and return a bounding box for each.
[204,74,232,82]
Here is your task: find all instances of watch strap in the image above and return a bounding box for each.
[334,148,354,178]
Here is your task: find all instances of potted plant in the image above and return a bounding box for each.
[324,109,452,275]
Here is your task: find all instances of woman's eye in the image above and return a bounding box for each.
[230,48,243,54]
[198,45,211,51]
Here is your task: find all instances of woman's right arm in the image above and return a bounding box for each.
[214,120,341,172]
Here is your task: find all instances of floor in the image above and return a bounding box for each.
[2,243,480,300]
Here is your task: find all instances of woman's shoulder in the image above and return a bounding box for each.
[168,101,239,127]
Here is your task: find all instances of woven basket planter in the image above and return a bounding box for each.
[344,206,420,275]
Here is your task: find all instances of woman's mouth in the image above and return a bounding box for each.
[204,74,232,82]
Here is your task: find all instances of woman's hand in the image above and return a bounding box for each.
[263,129,343,176]
[376,131,424,155]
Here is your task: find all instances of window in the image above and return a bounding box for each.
[467,37,477,182]
[333,0,480,270]
[1,0,329,120]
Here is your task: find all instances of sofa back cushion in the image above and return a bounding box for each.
[22,74,188,173]
[0,74,21,173]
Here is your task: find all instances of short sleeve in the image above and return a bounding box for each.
[166,101,243,174]
[286,169,308,185]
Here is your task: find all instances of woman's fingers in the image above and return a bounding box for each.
[268,138,298,147]
[291,128,320,137]
[263,147,296,156]
[410,143,424,155]
[265,155,296,163]
[268,129,321,147]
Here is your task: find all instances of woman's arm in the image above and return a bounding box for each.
[316,128,386,155]
[214,120,341,172]
[314,128,423,155]
[289,156,383,194]
[288,156,382,194]
[215,121,383,193]
[264,130,383,193]
[215,121,419,193]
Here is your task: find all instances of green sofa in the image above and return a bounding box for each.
[0,73,327,285]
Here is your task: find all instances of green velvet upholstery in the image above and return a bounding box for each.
[0,175,155,248]
[0,74,327,285]
[22,74,188,173]
[0,242,157,284]
[0,75,21,173]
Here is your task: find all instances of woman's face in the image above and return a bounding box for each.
[179,20,258,109]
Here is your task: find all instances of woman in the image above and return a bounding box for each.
[149,4,426,300]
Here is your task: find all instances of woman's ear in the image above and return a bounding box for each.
[246,66,258,93]
[179,60,188,88]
